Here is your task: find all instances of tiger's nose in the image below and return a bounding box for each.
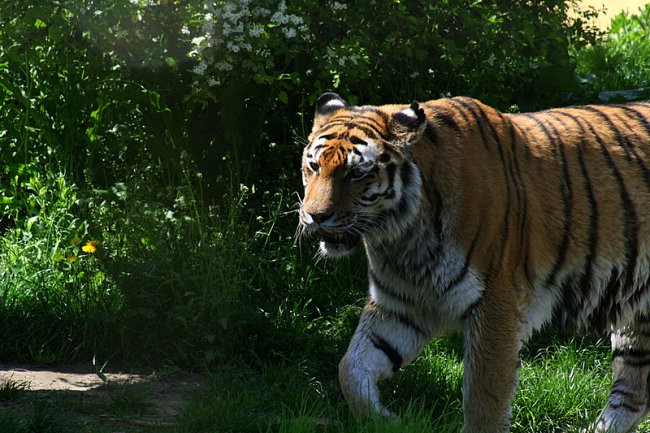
[307,211,334,225]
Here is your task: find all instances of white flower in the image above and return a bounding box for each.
[283,27,297,38]
[193,61,208,75]
[271,11,289,24]
[249,25,264,37]
[202,20,215,33]
[191,36,206,46]
[215,61,232,71]
[253,7,270,17]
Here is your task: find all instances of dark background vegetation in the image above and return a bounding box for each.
[1,0,649,374]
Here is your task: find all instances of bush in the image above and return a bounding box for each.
[0,1,602,367]
[575,4,650,92]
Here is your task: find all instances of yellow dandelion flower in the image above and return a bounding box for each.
[82,240,99,254]
[67,255,77,262]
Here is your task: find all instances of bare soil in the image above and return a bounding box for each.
[0,364,203,431]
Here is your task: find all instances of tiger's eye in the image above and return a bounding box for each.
[378,153,390,163]
[309,162,320,172]
[350,167,365,179]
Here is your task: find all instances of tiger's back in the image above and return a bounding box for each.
[431,98,650,333]
[298,93,650,433]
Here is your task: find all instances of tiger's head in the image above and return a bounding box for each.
[299,92,427,257]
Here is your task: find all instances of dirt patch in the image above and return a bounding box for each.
[0,364,203,431]
[0,364,146,392]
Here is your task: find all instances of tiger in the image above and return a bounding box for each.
[297,91,650,433]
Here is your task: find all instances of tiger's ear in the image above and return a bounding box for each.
[312,92,347,133]
[391,101,427,145]
[316,92,347,115]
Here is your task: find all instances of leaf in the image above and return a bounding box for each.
[26,215,38,231]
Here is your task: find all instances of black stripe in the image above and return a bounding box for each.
[551,111,599,322]
[368,299,428,336]
[442,228,480,294]
[581,106,650,192]
[612,348,650,359]
[435,113,461,132]
[455,97,504,149]
[400,161,413,186]
[615,105,650,145]
[350,136,368,145]
[591,269,622,332]
[349,121,384,140]
[370,333,403,372]
[350,110,390,131]
[524,113,573,289]
[452,97,502,150]
[507,122,529,274]
[395,312,427,337]
[442,100,470,124]
[609,401,644,412]
[397,195,409,214]
[369,271,417,306]
[425,123,438,146]
[461,298,482,320]
[386,163,397,194]
[321,120,382,140]
[360,192,381,203]
[448,98,490,147]
[510,122,535,285]
[583,118,639,306]
[432,186,443,242]
[484,144,511,276]
[352,106,392,125]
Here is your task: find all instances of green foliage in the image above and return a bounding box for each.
[0,4,634,432]
[0,380,29,402]
[575,4,650,92]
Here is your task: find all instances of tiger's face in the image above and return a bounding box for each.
[299,93,426,256]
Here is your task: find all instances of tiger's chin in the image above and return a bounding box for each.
[318,230,361,257]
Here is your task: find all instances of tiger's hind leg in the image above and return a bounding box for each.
[338,300,432,416]
[594,319,650,433]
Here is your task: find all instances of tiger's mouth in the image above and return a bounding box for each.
[318,229,361,252]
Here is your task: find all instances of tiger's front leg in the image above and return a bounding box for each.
[461,291,523,433]
[339,300,432,416]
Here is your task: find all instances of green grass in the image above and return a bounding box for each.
[0,379,30,402]
[169,335,649,433]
